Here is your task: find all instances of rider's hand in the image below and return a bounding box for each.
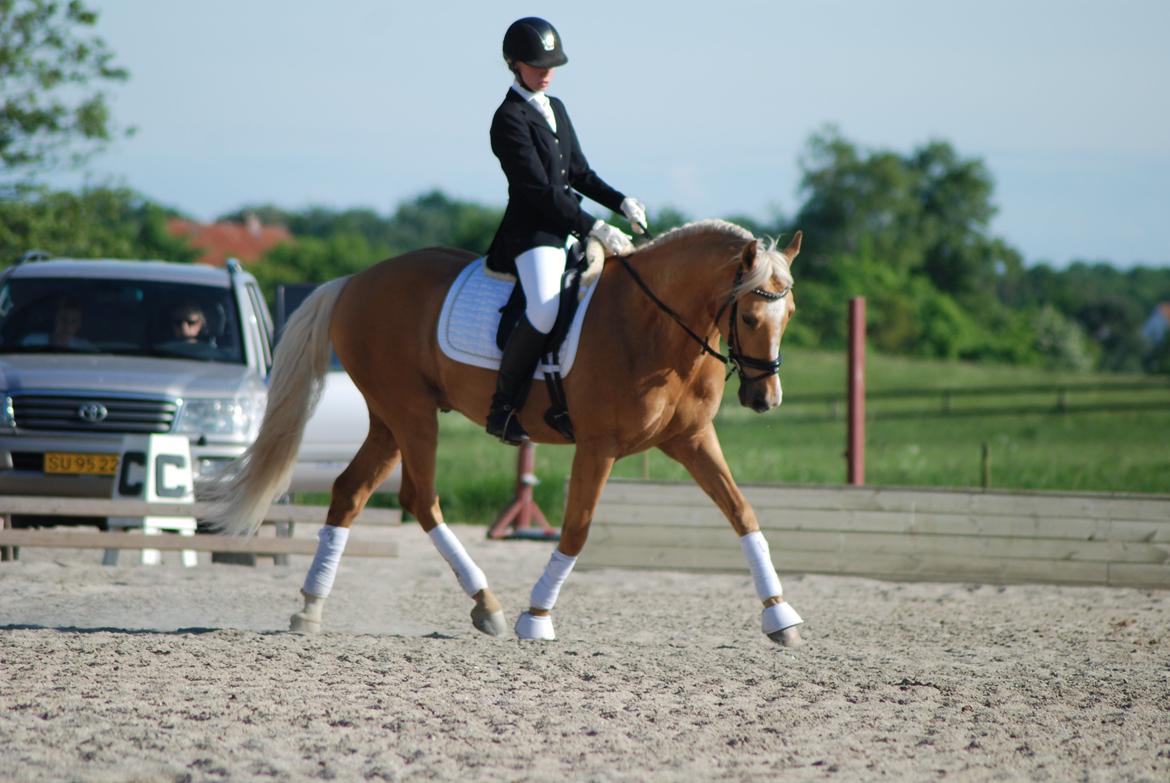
[590,219,635,255]
[621,197,648,234]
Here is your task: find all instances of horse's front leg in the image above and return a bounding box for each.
[659,426,804,647]
[515,448,614,641]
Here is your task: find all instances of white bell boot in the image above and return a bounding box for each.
[514,611,556,641]
[290,591,326,633]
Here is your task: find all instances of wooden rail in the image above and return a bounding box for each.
[0,529,396,557]
[0,496,400,559]
[579,480,1170,589]
[780,380,1170,419]
[0,496,399,526]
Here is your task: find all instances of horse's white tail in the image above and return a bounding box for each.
[203,276,350,537]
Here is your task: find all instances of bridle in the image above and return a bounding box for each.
[614,254,789,383]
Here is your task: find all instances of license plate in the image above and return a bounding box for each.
[44,452,119,476]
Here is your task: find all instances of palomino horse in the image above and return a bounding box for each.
[207,220,805,645]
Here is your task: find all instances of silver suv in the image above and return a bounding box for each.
[0,256,274,522]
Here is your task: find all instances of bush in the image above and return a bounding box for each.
[1030,306,1097,371]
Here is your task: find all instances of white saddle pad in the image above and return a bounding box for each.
[437,258,599,378]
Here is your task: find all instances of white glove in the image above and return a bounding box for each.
[590,219,635,256]
[621,196,648,234]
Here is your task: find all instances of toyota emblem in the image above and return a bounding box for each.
[77,402,108,423]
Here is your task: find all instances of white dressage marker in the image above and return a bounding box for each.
[103,434,198,567]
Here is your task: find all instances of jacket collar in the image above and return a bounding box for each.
[505,86,559,137]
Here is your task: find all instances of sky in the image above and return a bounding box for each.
[55,0,1170,268]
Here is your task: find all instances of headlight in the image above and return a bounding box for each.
[0,394,13,431]
[175,397,257,439]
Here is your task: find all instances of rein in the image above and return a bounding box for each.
[614,251,787,383]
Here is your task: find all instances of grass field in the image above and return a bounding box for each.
[331,349,1170,524]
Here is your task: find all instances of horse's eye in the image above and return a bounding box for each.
[742,314,758,329]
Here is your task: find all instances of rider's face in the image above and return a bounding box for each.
[516,62,554,92]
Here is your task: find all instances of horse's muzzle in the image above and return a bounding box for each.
[739,379,782,413]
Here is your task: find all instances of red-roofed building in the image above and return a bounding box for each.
[167,213,291,266]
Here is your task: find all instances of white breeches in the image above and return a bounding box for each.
[515,245,567,335]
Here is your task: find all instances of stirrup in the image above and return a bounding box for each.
[543,406,574,442]
[487,406,529,446]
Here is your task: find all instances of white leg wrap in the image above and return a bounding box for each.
[740,530,783,601]
[428,524,488,597]
[762,602,804,634]
[302,526,350,598]
[529,549,577,611]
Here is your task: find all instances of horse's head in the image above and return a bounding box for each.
[720,231,801,413]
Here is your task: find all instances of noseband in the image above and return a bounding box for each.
[615,256,788,383]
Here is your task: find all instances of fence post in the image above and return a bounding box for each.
[487,442,559,540]
[847,297,866,486]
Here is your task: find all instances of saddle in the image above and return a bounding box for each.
[494,241,588,442]
[436,243,604,443]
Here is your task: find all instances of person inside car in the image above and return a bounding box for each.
[22,297,95,351]
[170,301,207,344]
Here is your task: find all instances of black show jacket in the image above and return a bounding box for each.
[486,88,626,275]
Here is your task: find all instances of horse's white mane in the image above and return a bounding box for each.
[635,219,793,296]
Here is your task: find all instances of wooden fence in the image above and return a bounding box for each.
[0,496,399,559]
[579,480,1170,589]
[781,379,1170,420]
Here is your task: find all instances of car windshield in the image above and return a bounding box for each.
[0,277,245,364]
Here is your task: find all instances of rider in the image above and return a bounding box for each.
[484,16,649,445]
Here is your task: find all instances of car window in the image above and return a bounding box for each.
[0,277,245,364]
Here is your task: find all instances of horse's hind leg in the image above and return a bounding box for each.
[659,425,804,647]
[394,411,508,637]
[291,413,401,633]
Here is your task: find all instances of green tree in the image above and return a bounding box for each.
[247,233,380,295]
[0,0,130,195]
[0,187,196,263]
[223,190,503,257]
[792,128,1019,299]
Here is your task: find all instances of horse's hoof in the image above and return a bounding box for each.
[471,606,509,637]
[761,602,803,647]
[289,612,321,634]
[767,626,805,648]
[514,611,555,641]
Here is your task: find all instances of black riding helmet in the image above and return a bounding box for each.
[502,17,568,69]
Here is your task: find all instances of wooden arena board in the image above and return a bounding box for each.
[579,480,1170,588]
[0,496,400,559]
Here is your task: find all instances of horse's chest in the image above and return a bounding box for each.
[636,372,722,430]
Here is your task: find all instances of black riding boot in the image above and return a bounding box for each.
[486,317,547,445]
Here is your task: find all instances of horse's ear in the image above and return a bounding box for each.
[784,230,803,264]
[740,240,758,271]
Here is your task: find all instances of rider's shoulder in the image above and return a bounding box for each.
[493,91,526,118]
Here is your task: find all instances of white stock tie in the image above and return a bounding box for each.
[534,95,557,133]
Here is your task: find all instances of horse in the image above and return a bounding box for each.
[206,219,805,646]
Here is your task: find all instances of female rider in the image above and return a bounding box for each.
[484,16,648,445]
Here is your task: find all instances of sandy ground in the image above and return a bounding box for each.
[1,522,1167,783]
